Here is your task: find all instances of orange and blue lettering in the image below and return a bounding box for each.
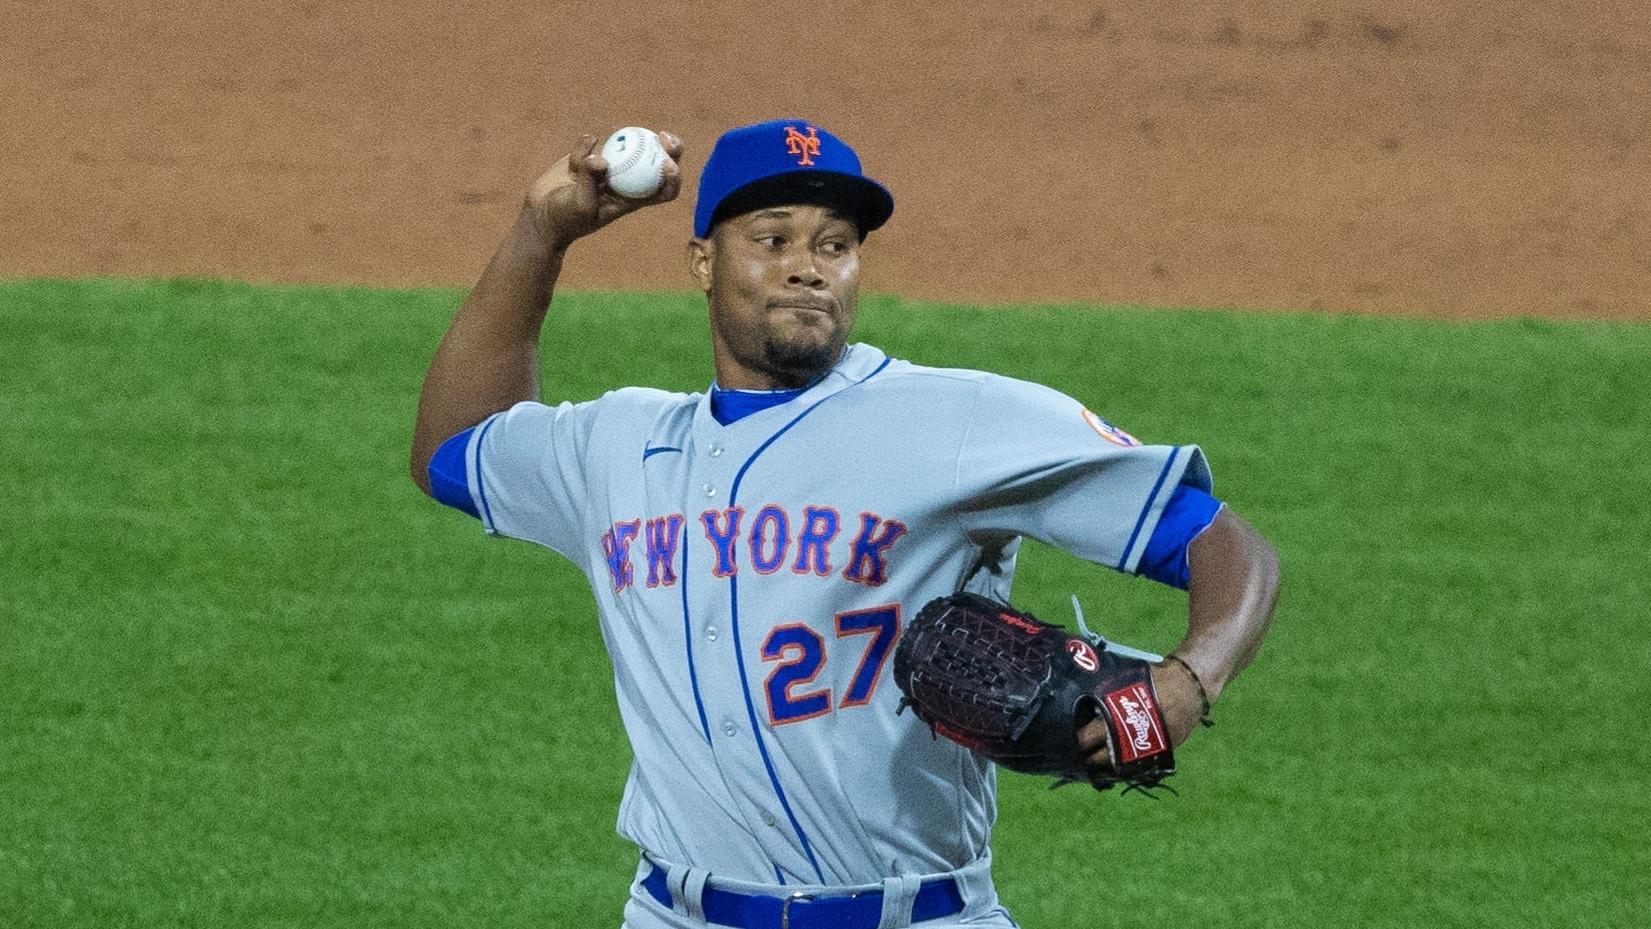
[643,513,685,588]
[784,125,821,166]
[601,519,642,592]
[835,604,900,707]
[842,512,908,587]
[749,504,790,575]
[761,623,831,724]
[792,505,840,576]
[700,506,745,578]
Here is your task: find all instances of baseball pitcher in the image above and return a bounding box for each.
[410,119,1282,929]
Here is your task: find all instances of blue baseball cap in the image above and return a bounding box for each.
[694,119,894,239]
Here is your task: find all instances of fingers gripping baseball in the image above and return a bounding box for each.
[525,130,684,248]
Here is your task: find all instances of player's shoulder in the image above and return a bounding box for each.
[857,349,993,393]
[835,352,990,434]
[854,347,1111,443]
[594,385,698,412]
[583,385,700,435]
[857,347,1064,405]
[486,386,696,438]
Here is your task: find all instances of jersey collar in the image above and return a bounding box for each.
[691,343,888,440]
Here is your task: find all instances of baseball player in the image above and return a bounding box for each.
[410,119,1281,929]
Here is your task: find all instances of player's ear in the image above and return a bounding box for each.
[687,237,713,292]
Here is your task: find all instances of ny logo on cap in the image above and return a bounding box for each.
[784,125,821,166]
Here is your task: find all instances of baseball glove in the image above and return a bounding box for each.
[893,591,1178,793]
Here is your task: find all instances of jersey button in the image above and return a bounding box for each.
[762,812,777,827]
[710,446,723,458]
[721,721,738,738]
[703,484,716,497]
[704,625,717,641]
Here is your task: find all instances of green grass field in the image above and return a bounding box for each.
[3,278,1648,928]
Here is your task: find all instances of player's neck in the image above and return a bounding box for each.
[715,369,795,391]
[711,347,846,391]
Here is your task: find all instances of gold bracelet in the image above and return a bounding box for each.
[1164,654,1215,728]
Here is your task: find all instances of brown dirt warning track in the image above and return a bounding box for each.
[3,1,1648,319]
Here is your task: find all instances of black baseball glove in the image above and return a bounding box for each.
[893,591,1179,793]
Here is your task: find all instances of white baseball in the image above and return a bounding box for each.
[600,127,667,200]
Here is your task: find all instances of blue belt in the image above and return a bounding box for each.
[641,862,966,929]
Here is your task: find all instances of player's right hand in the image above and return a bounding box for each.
[524,131,684,250]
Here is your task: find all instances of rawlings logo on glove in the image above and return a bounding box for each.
[1104,683,1167,762]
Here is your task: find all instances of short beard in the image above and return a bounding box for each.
[760,331,845,388]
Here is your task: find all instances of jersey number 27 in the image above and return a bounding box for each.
[760,604,900,725]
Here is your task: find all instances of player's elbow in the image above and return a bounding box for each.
[1193,509,1281,607]
[1254,534,1281,611]
[409,441,435,497]
[1231,512,1282,606]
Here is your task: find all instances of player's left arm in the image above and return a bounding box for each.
[950,375,1280,752]
[1078,506,1279,768]
[1156,508,1280,743]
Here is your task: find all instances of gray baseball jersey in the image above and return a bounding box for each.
[447,342,1210,887]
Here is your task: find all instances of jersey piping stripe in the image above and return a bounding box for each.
[680,523,713,745]
[723,355,892,886]
[473,415,503,533]
[644,445,682,461]
[1117,445,1181,572]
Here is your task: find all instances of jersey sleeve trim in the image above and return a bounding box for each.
[427,427,480,518]
[1115,445,1211,574]
[1117,447,1182,570]
[471,412,504,534]
[1137,484,1225,589]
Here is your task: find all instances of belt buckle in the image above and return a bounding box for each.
[779,891,812,929]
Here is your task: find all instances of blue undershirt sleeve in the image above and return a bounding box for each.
[1136,483,1224,590]
[427,427,480,519]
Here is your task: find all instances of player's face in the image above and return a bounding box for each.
[691,204,861,390]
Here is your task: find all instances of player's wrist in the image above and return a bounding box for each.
[1161,654,1214,726]
[1163,644,1234,702]
[516,203,576,256]
[515,203,587,262]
